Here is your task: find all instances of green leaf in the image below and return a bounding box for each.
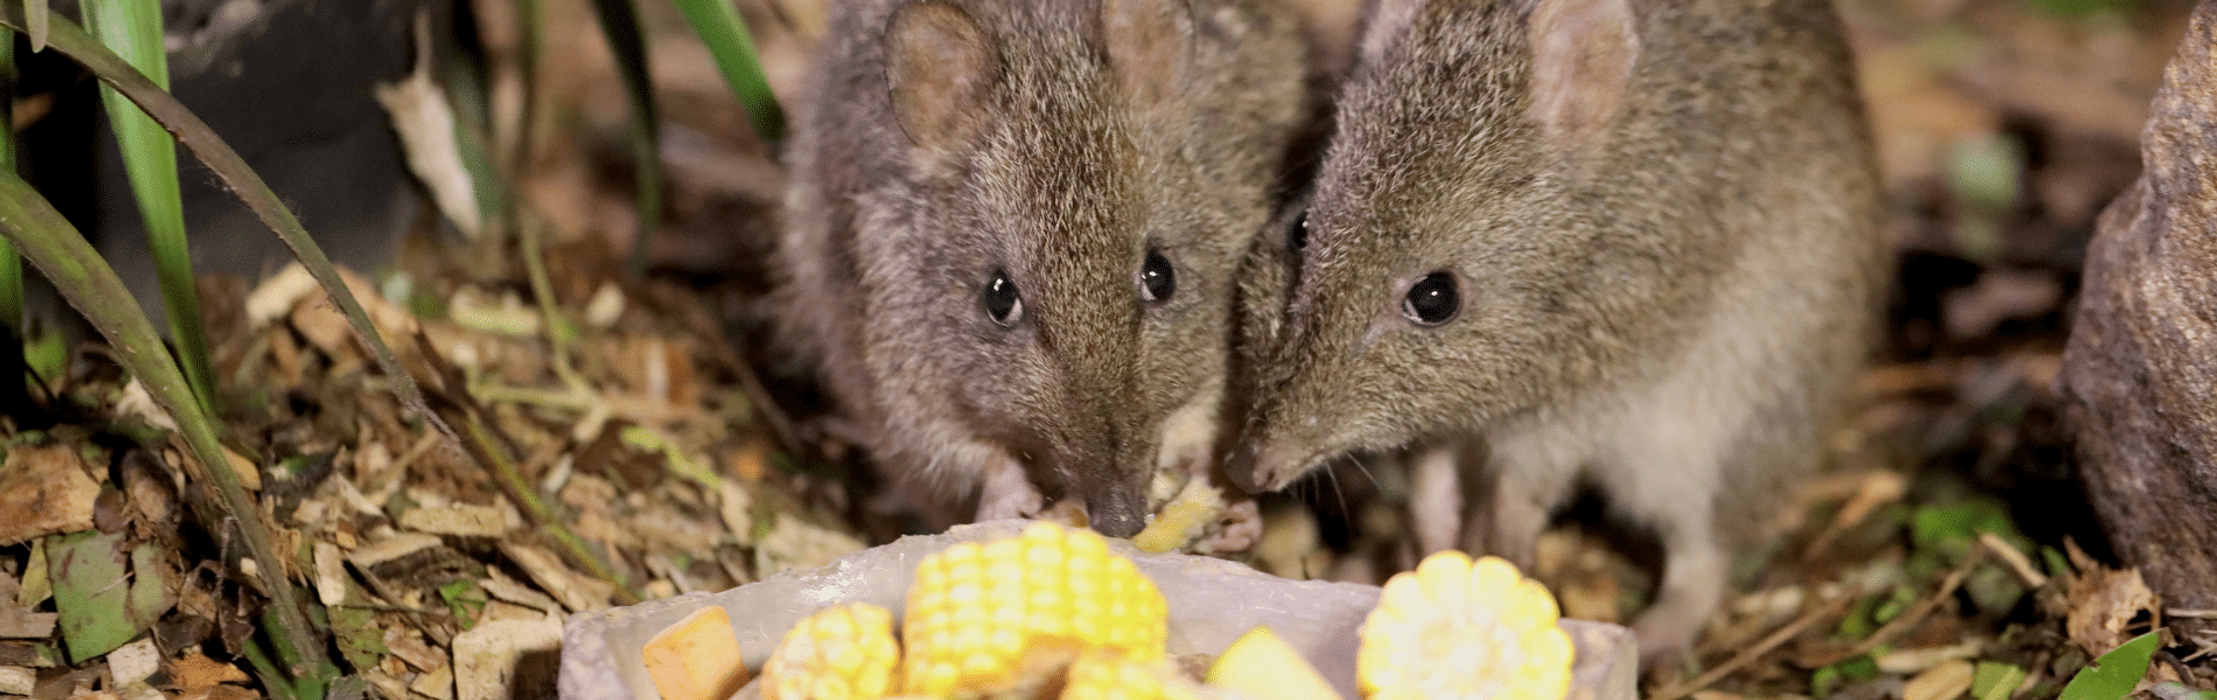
[1873,583,1917,624]
[670,0,784,143]
[1837,654,1881,681]
[1911,498,2026,558]
[2043,546,2072,579]
[1814,653,1881,696]
[0,25,26,410]
[2060,631,2160,700]
[82,0,218,415]
[1812,666,1842,697]
[22,0,44,51]
[585,0,664,276]
[623,424,721,489]
[126,542,174,631]
[1972,661,2027,700]
[47,530,138,662]
[22,325,61,387]
[1839,592,1880,639]
[438,579,488,629]
[328,606,389,672]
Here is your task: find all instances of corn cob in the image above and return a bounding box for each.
[900,522,1170,696]
[1357,551,1574,700]
[761,603,902,700]
[1060,648,1200,700]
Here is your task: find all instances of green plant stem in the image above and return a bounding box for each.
[509,0,543,185]
[443,393,642,605]
[0,171,334,684]
[518,217,581,382]
[670,0,783,143]
[0,25,27,412]
[82,0,218,416]
[0,24,20,316]
[239,635,300,700]
[586,0,663,277]
[0,4,451,443]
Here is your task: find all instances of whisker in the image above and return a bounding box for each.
[1323,459,1348,514]
[1345,452,1379,489]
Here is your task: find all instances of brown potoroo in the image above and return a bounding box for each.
[1226,0,1884,660]
[778,0,1307,537]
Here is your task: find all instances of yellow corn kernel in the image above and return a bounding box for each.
[1059,648,1199,700]
[901,522,1170,696]
[1357,551,1573,700]
[761,603,902,700]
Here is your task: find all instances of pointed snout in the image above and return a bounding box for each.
[1223,436,1301,495]
[1083,479,1148,537]
[1222,438,1265,494]
[1220,392,1324,495]
[1042,399,1154,538]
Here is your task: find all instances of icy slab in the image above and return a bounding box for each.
[559,520,1638,700]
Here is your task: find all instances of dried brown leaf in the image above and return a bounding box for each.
[400,503,514,538]
[1903,659,1975,700]
[499,543,614,614]
[451,617,562,700]
[0,444,99,547]
[164,651,250,692]
[2066,562,2162,656]
[0,572,56,640]
[105,638,160,688]
[382,625,445,673]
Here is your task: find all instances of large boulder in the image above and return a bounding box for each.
[2060,0,2217,636]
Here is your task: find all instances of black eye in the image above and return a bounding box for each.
[1139,249,1175,303]
[983,270,1024,326]
[1286,211,1308,252]
[1402,272,1458,326]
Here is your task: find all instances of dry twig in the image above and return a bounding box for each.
[1802,545,1991,668]
[1980,532,2047,588]
[1649,587,1863,700]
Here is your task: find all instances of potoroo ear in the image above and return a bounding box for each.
[887,1,1003,159]
[1526,0,1639,147]
[1100,0,1196,110]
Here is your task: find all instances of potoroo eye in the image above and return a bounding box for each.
[1402,272,1459,326]
[1139,249,1176,303]
[984,269,1024,326]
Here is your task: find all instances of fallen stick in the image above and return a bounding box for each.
[1649,587,1862,700]
[1802,545,1992,669]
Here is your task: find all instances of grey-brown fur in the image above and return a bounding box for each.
[777,0,1306,537]
[1226,0,1883,659]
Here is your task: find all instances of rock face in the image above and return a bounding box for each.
[2060,0,2217,635]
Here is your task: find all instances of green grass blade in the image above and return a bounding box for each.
[22,0,44,52]
[432,4,509,236]
[0,170,335,684]
[0,26,27,406]
[82,0,218,415]
[0,5,453,445]
[509,0,543,185]
[670,0,783,143]
[585,0,664,276]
